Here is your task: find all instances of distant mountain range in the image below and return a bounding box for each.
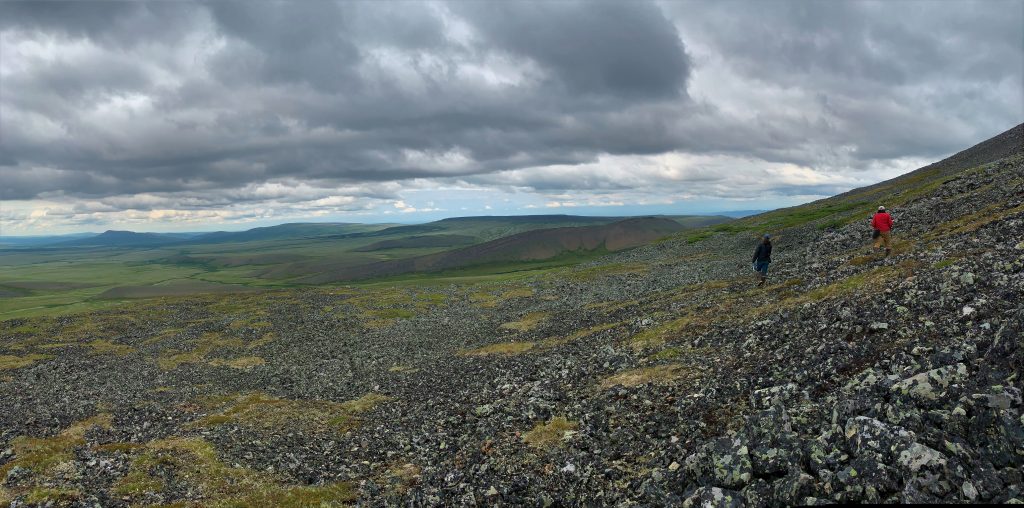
[1,223,381,249]
[0,214,738,250]
[297,216,696,283]
[56,230,193,248]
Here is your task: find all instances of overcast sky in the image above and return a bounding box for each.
[1,0,1021,234]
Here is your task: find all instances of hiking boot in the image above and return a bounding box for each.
[885,248,892,257]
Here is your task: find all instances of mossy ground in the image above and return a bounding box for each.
[114,436,356,507]
[338,288,449,327]
[522,416,578,450]
[462,321,624,357]
[207,356,266,369]
[569,263,648,281]
[466,286,535,308]
[157,331,249,370]
[629,315,696,351]
[0,353,52,370]
[0,415,113,503]
[191,392,392,433]
[387,365,419,373]
[499,311,549,332]
[600,364,688,389]
[460,342,535,357]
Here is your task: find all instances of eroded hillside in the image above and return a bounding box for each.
[1,126,1022,506]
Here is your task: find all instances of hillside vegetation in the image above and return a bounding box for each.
[0,215,726,319]
[0,124,1021,506]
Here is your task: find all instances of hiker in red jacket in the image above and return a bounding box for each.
[871,206,894,257]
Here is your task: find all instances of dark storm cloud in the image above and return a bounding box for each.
[0,1,203,46]
[454,1,690,98]
[205,1,364,92]
[0,0,1020,217]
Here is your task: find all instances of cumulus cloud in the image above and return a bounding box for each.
[0,0,1020,233]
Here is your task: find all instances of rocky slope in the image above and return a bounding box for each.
[0,124,1021,507]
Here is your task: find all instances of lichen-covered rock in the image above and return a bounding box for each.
[740,478,771,508]
[969,386,1022,410]
[743,405,805,477]
[891,363,969,402]
[834,455,902,503]
[684,437,754,489]
[807,428,848,474]
[844,416,914,461]
[842,368,899,398]
[770,470,817,505]
[682,486,744,508]
[896,442,947,474]
[750,383,801,410]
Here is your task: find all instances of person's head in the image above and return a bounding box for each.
[763,233,771,243]
[878,205,886,213]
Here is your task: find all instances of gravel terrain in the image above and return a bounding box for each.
[1,129,1022,506]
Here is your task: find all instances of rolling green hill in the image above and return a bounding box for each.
[0,214,731,319]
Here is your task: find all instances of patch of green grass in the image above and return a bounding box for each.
[568,321,622,341]
[0,353,53,370]
[156,332,246,370]
[760,201,870,230]
[501,287,535,299]
[469,291,499,308]
[0,414,112,483]
[499,312,549,332]
[246,332,276,349]
[459,342,535,357]
[387,365,418,373]
[600,363,693,389]
[522,416,578,450]
[686,201,871,243]
[368,308,416,320]
[628,315,695,351]
[207,357,266,370]
[600,364,689,389]
[6,322,44,334]
[24,487,81,505]
[569,262,648,281]
[114,436,356,506]
[222,481,357,508]
[191,392,392,434]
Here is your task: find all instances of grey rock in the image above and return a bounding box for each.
[682,486,744,508]
[868,322,889,332]
[891,363,969,401]
[684,437,753,489]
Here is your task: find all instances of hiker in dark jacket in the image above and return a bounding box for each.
[752,234,772,287]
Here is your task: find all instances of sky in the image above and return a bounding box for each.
[1,0,1022,235]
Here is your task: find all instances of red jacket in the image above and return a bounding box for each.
[872,212,893,232]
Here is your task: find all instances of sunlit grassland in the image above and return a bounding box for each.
[0,261,208,319]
